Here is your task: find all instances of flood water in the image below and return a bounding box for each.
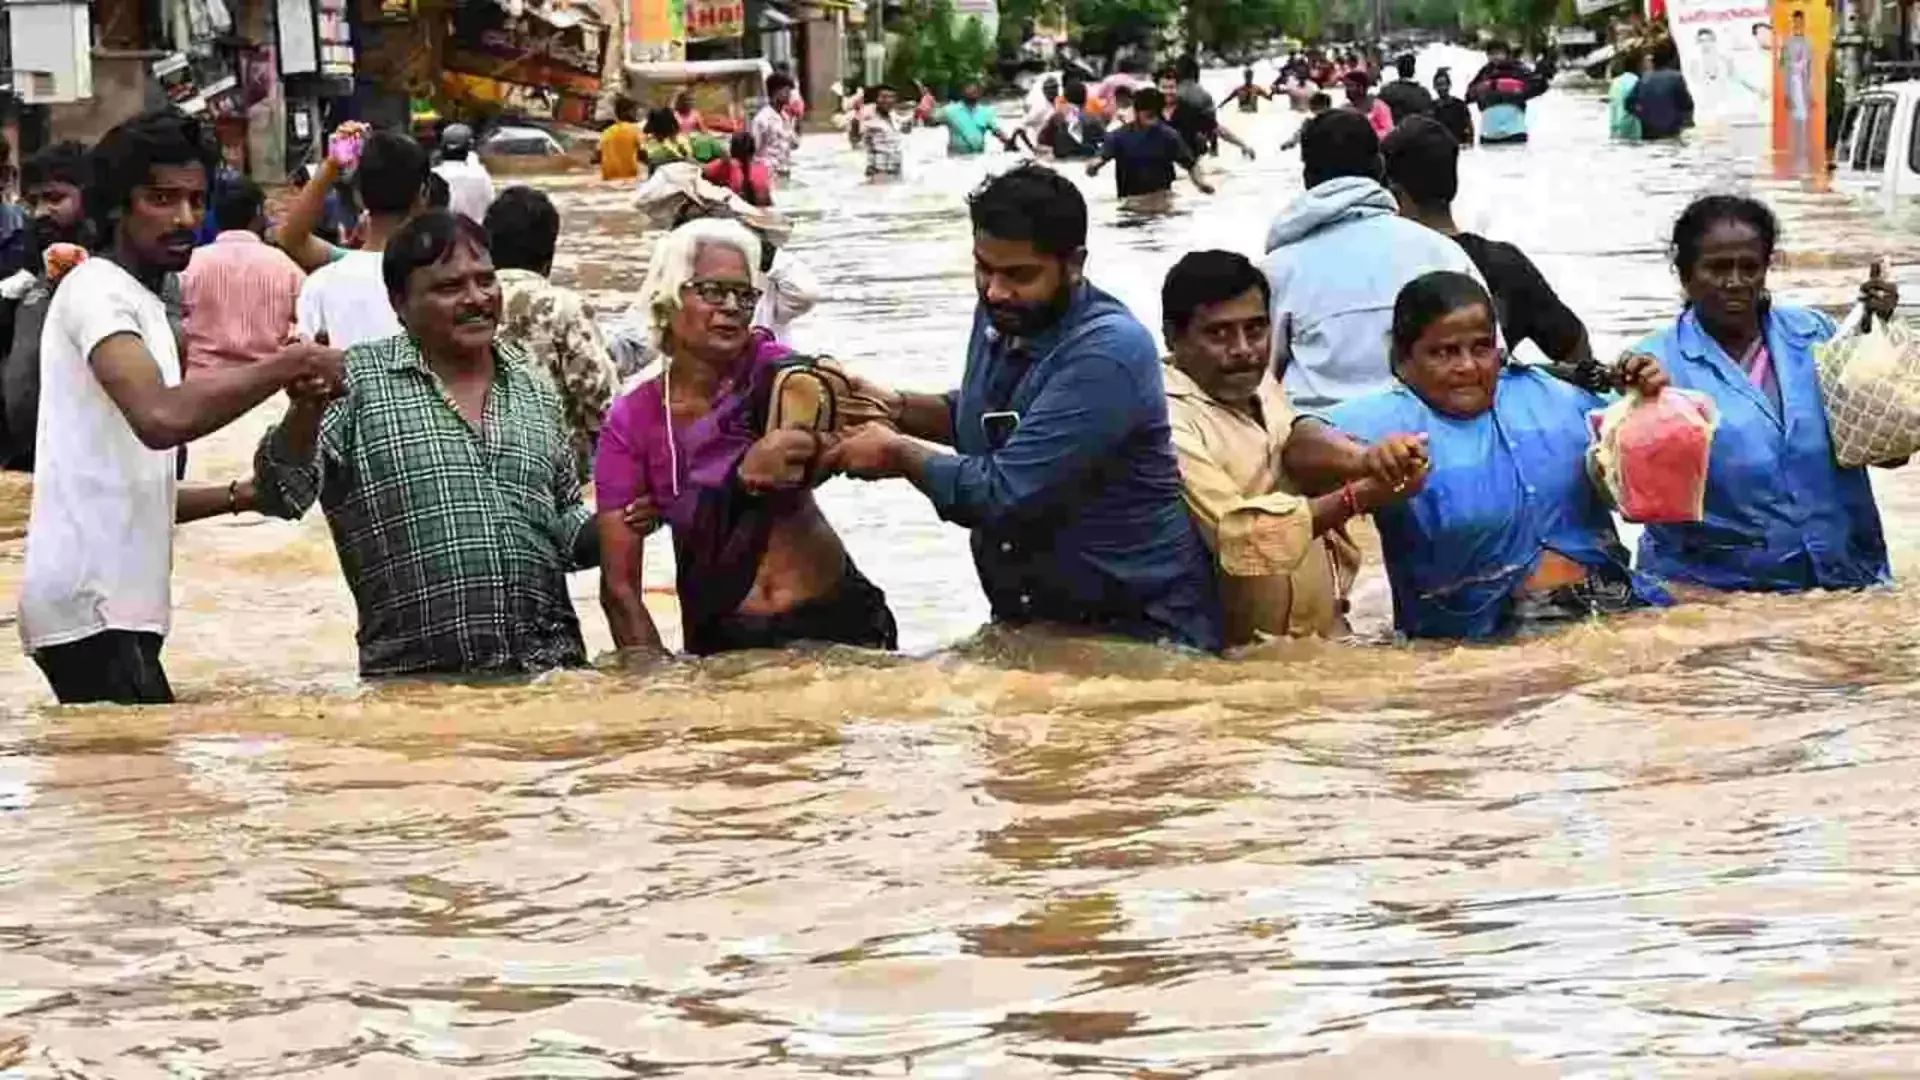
[9,65,1920,1076]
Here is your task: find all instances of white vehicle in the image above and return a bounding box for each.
[1833,80,1920,206]
[480,125,568,158]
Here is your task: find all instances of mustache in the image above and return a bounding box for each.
[160,230,196,248]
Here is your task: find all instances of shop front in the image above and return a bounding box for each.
[440,0,610,125]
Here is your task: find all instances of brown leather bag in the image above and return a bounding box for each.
[763,355,893,435]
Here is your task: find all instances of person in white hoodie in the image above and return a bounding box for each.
[1261,109,1481,409]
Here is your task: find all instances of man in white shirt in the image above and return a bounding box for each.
[432,123,494,224]
[752,74,800,181]
[20,108,342,704]
[298,130,430,349]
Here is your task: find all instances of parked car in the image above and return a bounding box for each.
[480,124,568,157]
[1832,82,1920,205]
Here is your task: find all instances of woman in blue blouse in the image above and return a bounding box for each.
[1285,271,1672,640]
[1626,195,1899,593]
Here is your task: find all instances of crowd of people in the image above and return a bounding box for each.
[5,42,1903,705]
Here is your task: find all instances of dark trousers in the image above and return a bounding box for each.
[34,630,174,705]
[692,563,898,656]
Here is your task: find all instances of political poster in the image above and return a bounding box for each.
[1771,0,1831,177]
[1668,0,1774,125]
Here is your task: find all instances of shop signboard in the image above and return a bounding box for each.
[686,0,744,42]
[1667,0,1773,125]
[630,0,686,62]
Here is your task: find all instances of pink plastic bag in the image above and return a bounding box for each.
[1587,388,1719,525]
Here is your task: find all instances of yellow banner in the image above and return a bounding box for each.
[631,0,685,60]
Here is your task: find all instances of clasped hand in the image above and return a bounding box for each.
[279,336,347,405]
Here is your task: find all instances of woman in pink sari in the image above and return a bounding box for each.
[595,218,895,662]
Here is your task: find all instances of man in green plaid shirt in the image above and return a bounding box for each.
[254,210,598,677]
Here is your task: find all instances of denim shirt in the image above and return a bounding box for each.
[1632,305,1890,592]
[921,284,1224,651]
[1326,367,1667,640]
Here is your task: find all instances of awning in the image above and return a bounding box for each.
[627,57,773,82]
[477,0,604,30]
[1574,42,1618,69]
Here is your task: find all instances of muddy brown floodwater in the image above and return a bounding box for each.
[9,67,1920,1076]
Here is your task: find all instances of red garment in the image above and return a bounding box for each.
[702,157,773,206]
[1353,98,1393,137]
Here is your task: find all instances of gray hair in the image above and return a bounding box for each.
[635,217,765,351]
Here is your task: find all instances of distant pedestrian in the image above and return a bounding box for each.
[1087,86,1215,200]
[1342,71,1393,138]
[1466,40,1552,145]
[599,98,644,181]
[703,131,775,204]
[1038,81,1106,160]
[431,123,494,223]
[1378,53,1436,124]
[1432,68,1474,144]
[1610,54,1649,140]
[754,74,802,179]
[1628,45,1694,140]
[860,84,909,178]
[933,80,1026,156]
[180,176,306,376]
[1219,67,1271,113]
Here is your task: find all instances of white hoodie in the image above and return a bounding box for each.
[1261,176,1483,409]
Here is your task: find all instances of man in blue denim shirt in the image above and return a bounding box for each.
[824,164,1224,651]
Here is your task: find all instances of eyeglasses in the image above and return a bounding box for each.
[684,279,763,310]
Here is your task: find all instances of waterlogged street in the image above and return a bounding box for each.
[8,62,1920,1075]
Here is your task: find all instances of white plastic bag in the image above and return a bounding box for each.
[1816,303,1920,468]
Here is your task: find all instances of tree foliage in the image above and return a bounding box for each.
[963,0,1574,72]
[888,0,997,97]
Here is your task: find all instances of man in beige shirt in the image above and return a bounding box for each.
[1160,251,1410,643]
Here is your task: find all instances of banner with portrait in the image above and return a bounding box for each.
[1668,0,1774,125]
[1771,0,1831,177]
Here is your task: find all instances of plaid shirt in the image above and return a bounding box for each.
[254,334,592,677]
[863,112,906,177]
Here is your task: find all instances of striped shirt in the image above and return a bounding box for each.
[252,334,592,677]
[179,231,305,374]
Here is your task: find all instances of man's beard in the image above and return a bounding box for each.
[27,218,85,268]
[985,282,1075,339]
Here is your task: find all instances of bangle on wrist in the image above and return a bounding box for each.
[226,479,240,515]
[1340,481,1363,518]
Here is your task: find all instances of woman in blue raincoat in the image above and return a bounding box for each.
[1625,195,1901,593]
[1284,271,1673,640]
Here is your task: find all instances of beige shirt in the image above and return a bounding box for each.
[1163,360,1358,643]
